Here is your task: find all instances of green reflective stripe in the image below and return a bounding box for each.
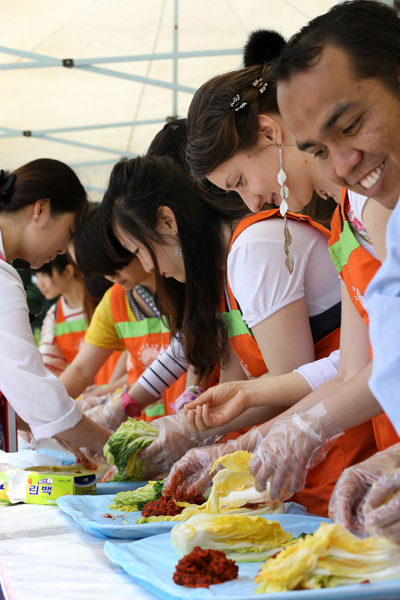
[115,317,165,339]
[329,220,360,273]
[221,309,253,338]
[54,318,87,336]
[160,319,170,334]
[144,403,165,417]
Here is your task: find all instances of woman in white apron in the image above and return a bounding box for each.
[0,159,111,457]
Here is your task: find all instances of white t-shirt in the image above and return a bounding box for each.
[227,216,341,329]
[0,231,82,439]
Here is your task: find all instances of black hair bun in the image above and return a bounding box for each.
[243,29,286,68]
[147,119,187,169]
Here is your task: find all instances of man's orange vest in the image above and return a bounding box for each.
[328,189,399,450]
[54,297,120,387]
[220,210,377,517]
[109,284,186,421]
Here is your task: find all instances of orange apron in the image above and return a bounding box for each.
[220,210,377,516]
[110,284,186,421]
[329,189,399,450]
[54,297,121,387]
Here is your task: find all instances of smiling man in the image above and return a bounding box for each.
[271,0,400,542]
[273,0,400,210]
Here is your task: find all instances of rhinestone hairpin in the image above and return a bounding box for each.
[252,77,268,94]
[230,94,247,112]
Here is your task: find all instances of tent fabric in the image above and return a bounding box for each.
[0,0,339,201]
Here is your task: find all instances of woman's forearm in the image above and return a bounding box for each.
[256,362,383,438]
[59,364,92,399]
[246,371,313,408]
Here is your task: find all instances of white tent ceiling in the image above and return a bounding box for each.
[0,0,340,202]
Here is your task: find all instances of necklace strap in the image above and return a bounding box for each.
[135,284,160,319]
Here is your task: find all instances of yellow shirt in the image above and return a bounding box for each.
[84,287,136,351]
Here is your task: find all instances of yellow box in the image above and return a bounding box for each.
[0,468,96,505]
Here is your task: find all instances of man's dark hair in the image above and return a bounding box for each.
[272,0,400,98]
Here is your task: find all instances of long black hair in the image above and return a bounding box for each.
[101,154,248,380]
[74,204,133,279]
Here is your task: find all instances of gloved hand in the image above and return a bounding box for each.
[162,426,263,499]
[328,442,400,538]
[250,401,343,499]
[76,395,105,413]
[85,397,124,432]
[52,413,111,473]
[363,469,400,542]
[139,411,223,477]
[52,435,106,470]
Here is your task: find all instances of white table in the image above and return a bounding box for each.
[0,448,158,600]
[0,502,158,600]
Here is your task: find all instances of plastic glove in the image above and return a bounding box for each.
[139,411,223,478]
[162,426,263,499]
[328,442,400,537]
[363,469,400,542]
[250,401,344,499]
[51,435,103,470]
[76,395,105,413]
[85,397,124,432]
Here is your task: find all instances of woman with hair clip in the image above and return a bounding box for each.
[163,29,392,512]
[58,205,188,429]
[100,152,377,516]
[0,159,110,456]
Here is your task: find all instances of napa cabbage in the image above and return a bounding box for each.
[103,418,158,481]
[255,521,400,593]
[108,480,165,512]
[171,513,293,562]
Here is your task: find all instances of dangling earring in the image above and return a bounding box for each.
[277,145,294,275]
[173,228,182,257]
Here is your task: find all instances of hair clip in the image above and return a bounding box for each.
[230,94,247,112]
[252,77,268,94]
[0,170,16,195]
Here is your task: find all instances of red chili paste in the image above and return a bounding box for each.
[173,546,238,588]
[141,496,183,518]
[173,491,204,505]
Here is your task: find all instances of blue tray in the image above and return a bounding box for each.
[96,481,148,495]
[56,494,313,541]
[104,513,400,600]
[56,493,175,539]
